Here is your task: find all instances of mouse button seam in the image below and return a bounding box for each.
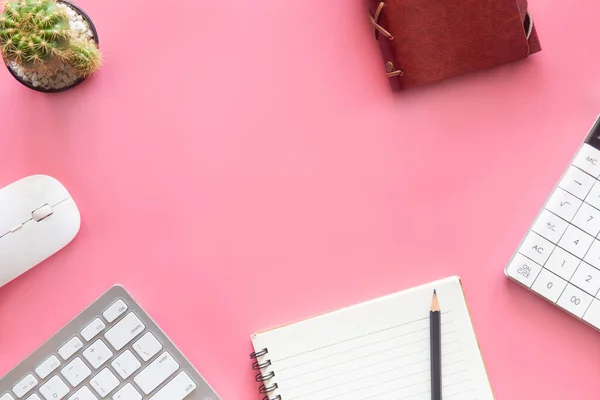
[52,197,70,208]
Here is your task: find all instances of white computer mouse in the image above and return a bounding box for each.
[0,175,81,287]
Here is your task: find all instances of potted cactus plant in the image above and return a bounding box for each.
[0,0,101,92]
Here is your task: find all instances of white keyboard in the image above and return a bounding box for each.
[0,285,221,400]
[505,116,600,329]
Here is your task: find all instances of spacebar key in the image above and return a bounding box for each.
[148,371,197,400]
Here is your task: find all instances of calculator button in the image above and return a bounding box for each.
[545,247,580,281]
[531,269,567,302]
[545,188,582,221]
[557,284,593,318]
[557,225,593,258]
[572,144,600,178]
[583,239,600,269]
[570,262,600,296]
[506,253,542,287]
[518,232,555,265]
[572,202,600,237]
[583,298,600,329]
[39,375,69,400]
[585,180,600,211]
[35,355,61,380]
[559,166,596,199]
[532,210,568,243]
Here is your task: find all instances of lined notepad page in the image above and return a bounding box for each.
[251,276,493,400]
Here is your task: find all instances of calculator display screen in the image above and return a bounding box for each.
[585,117,600,150]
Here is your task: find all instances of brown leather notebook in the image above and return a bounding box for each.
[368,0,542,91]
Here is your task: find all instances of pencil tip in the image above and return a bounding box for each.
[433,289,436,295]
[431,290,440,311]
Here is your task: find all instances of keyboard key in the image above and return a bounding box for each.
[558,225,594,258]
[12,374,38,398]
[61,357,91,387]
[83,340,113,369]
[531,269,568,303]
[134,352,179,395]
[545,188,582,221]
[81,319,106,342]
[583,299,600,330]
[506,253,542,287]
[1,394,15,400]
[518,232,555,266]
[104,313,145,351]
[103,300,128,323]
[545,247,581,280]
[557,284,593,318]
[111,350,141,380]
[572,202,600,237]
[58,337,83,360]
[133,333,162,362]
[571,262,600,296]
[67,387,97,400]
[90,369,119,398]
[148,371,196,400]
[532,209,568,243]
[24,395,40,400]
[35,355,61,380]
[112,383,141,400]
[39,376,69,400]
[572,144,600,178]
[559,166,596,199]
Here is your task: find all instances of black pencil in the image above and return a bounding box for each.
[430,290,442,400]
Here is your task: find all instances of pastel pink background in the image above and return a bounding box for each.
[1,0,600,398]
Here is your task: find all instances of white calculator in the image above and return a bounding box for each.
[505,116,600,329]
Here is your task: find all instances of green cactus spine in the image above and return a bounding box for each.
[68,37,100,77]
[0,0,71,72]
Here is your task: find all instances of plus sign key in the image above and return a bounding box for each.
[532,209,569,243]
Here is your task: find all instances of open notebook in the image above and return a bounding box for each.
[249,276,494,400]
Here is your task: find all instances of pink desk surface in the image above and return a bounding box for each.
[1,0,600,398]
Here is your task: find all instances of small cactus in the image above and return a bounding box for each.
[0,0,100,77]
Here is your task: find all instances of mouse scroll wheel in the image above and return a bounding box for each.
[32,204,53,222]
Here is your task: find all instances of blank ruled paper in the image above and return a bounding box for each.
[251,277,494,400]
